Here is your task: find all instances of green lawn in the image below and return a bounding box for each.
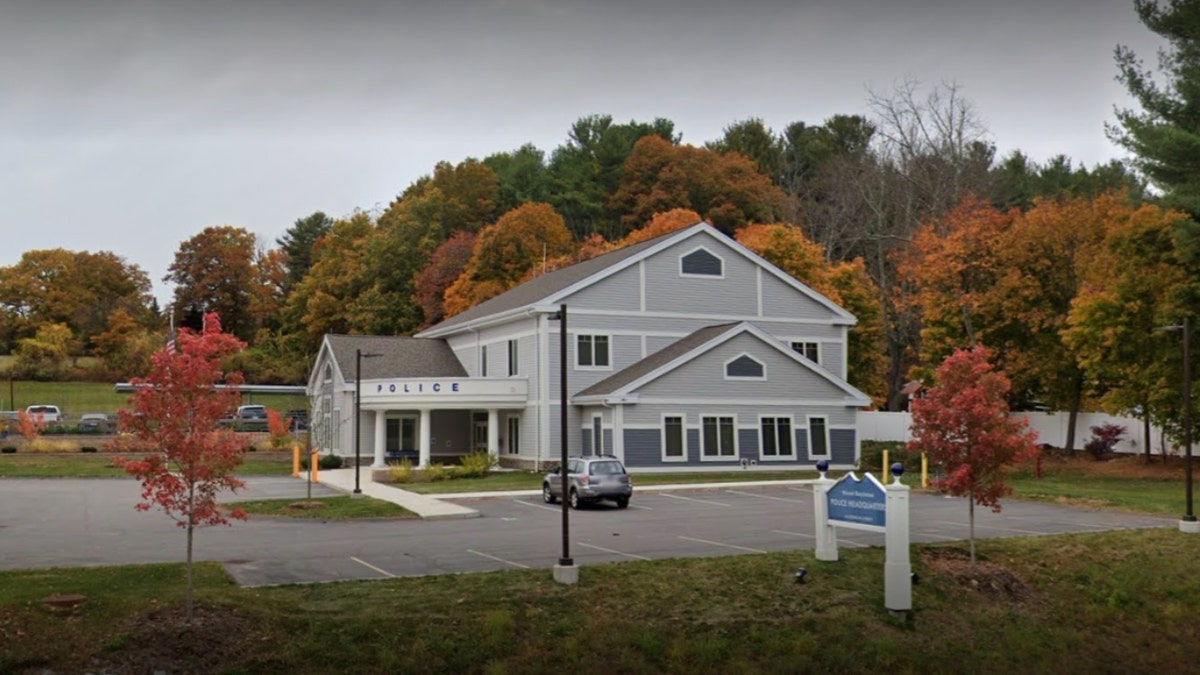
[0,379,307,417]
[0,453,296,478]
[1009,473,1185,514]
[227,495,416,519]
[3,528,1199,673]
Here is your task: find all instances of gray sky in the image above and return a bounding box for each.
[0,0,1166,305]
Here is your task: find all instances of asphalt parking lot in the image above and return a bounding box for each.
[0,478,1173,587]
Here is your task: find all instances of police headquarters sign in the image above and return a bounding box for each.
[827,473,887,529]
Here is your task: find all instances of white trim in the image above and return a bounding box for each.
[806,415,831,459]
[699,413,738,461]
[536,306,849,327]
[678,245,726,279]
[758,414,796,461]
[661,413,687,463]
[723,352,766,381]
[585,396,862,407]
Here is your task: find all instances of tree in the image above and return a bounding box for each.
[12,322,76,380]
[484,143,552,212]
[166,226,260,343]
[618,208,703,246]
[93,308,157,379]
[116,313,247,624]
[907,345,1039,566]
[414,230,477,328]
[1111,0,1200,217]
[277,211,333,293]
[284,213,375,346]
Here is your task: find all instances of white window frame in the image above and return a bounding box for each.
[790,341,820,364]
[576,333,612,370]
[481,344,488,377]
[759,415,795,461]
[679,245,725,279]
[807,415,830,459]
[506,415,521,455]
[700,414,738,461]
[508,339,518,377]
[661,414,686,463]
[724,352,766,381]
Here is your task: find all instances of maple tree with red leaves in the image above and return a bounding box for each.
[116,312,247,623]
[908,344,1039,566]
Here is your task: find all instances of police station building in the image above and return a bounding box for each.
[306,222,870,472]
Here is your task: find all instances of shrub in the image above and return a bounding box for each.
[318,453,344,470]
[389,458,414,483]
[1,446,15,454]
[423,463,451,482]
[81,446,98,453]
[1085,423,1126,460]
[454,451,496,479]
[27,438,78,453]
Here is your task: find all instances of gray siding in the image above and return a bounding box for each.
[644,234,759,315]
[831,428,856,466]
[562,263,642,312]
[760,270,840,321]
[623,421,857,468]
[738,428,758,461]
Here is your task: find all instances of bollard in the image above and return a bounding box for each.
[882,449,889,476]
[292,445,300,478]
[311,450,320,483]
[921,453,929,488]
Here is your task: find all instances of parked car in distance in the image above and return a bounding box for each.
[287,409,310,431]
[235,404,268,420]
[78,413,115,433]
[25,405,63,423]
[543,455,633,509]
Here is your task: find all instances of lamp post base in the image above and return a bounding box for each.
[351,490,364,498]
[1179,518,1200,534]
[553,562,578,585]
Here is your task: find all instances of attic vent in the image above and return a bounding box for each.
[681,247,723,277]
[726,354,764,379]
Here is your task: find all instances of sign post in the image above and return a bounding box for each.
[813,461,912,614]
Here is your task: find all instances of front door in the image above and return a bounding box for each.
[473,412,489,453]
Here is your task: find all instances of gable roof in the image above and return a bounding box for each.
[320,334,467,383]
[417,221,855,338]
[574,321,871,406]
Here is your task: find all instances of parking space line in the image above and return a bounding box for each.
[629,503,653,510]
[467,549,530,569]
[837,538,870,548]
[726,489,808,503]
[678,535,765,553]
[511,499,561,513]
[787,486,813,494]
[351,556,396,578]
[915,531,959,541]
[932,520,1048,536]
[579,542,651,561]
[658,493,731,507]
[772,529,814,539]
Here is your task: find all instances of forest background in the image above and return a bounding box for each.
[5,2,1200,452]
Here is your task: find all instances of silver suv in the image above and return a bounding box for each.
[542,455,633,509]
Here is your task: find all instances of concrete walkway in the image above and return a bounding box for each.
[307,468,481,520]
[306,469,818,518]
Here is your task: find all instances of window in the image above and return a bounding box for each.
[791,341,820,363]
[507,416,521,455]
[680,247,724,277]
[808,416,829,458]
[592,416,603,455]
[481,345,488,377]
[760,416,794,458]
[323,363,333,382]
[725,354,765,379]
[508,339,518,376]
[577,334,610,368]
[701,415,736,459]
[662,415,685,461]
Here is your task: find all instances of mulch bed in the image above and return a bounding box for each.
[93,603,272,675]
[920,547,1034,603]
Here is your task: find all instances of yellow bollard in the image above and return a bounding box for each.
[882,449,889,476]
[292,445,300,478]
[921,453,929,488]
[311,450,320,483]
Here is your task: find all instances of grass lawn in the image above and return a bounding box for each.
[0,453,296,478]
[2,528,1199,673]
[227,495,416,519]
[0,379,307,417]
[1007,453,1191,515]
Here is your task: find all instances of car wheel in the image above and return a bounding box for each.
[616,497,629,509]
[542,483,556,504]
[569,489,580,510]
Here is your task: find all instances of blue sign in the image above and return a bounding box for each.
[827,473,887,528]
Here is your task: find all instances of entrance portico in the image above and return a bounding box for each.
[361,377,527,468]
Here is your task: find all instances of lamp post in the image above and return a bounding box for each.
[1160,317,1196,533]
[354,349,383,496]
[550,304,575,581]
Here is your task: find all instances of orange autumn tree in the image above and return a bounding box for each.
[736,222,888,405]
[444,203,574,317]
[619,208,704,246]
[117,313,247,624]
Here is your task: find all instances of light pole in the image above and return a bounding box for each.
[1160,317,1196,533]
[354,349,383,496]
[550,304,575,581]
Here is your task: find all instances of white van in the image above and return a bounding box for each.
[25,405,63,423]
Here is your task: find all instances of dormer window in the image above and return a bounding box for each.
[725,353,765,380]
[680,247,724,277]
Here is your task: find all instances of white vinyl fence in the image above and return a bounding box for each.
[860,411,1170,455]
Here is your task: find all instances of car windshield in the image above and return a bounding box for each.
[589,461,624,475]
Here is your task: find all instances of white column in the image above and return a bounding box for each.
[487,409,499,460]
[884,470,912,612]
[419,408,432,468]
[812,467,838,562]
[371,410,387,468]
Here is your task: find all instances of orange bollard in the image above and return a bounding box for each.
[311,450,320,483]
[882,449,889,476]
[292,445,300,478]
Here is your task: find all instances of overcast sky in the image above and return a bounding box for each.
[0,0,1166,305]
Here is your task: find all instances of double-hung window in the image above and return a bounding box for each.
[760,416,794,458]
[808,416,829,458]
[508,339,518,376]
[662,415,685,461]
[791,341,820,363]
[481,345,488,377]
[577,334,610,368]
[701,415,736,459]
